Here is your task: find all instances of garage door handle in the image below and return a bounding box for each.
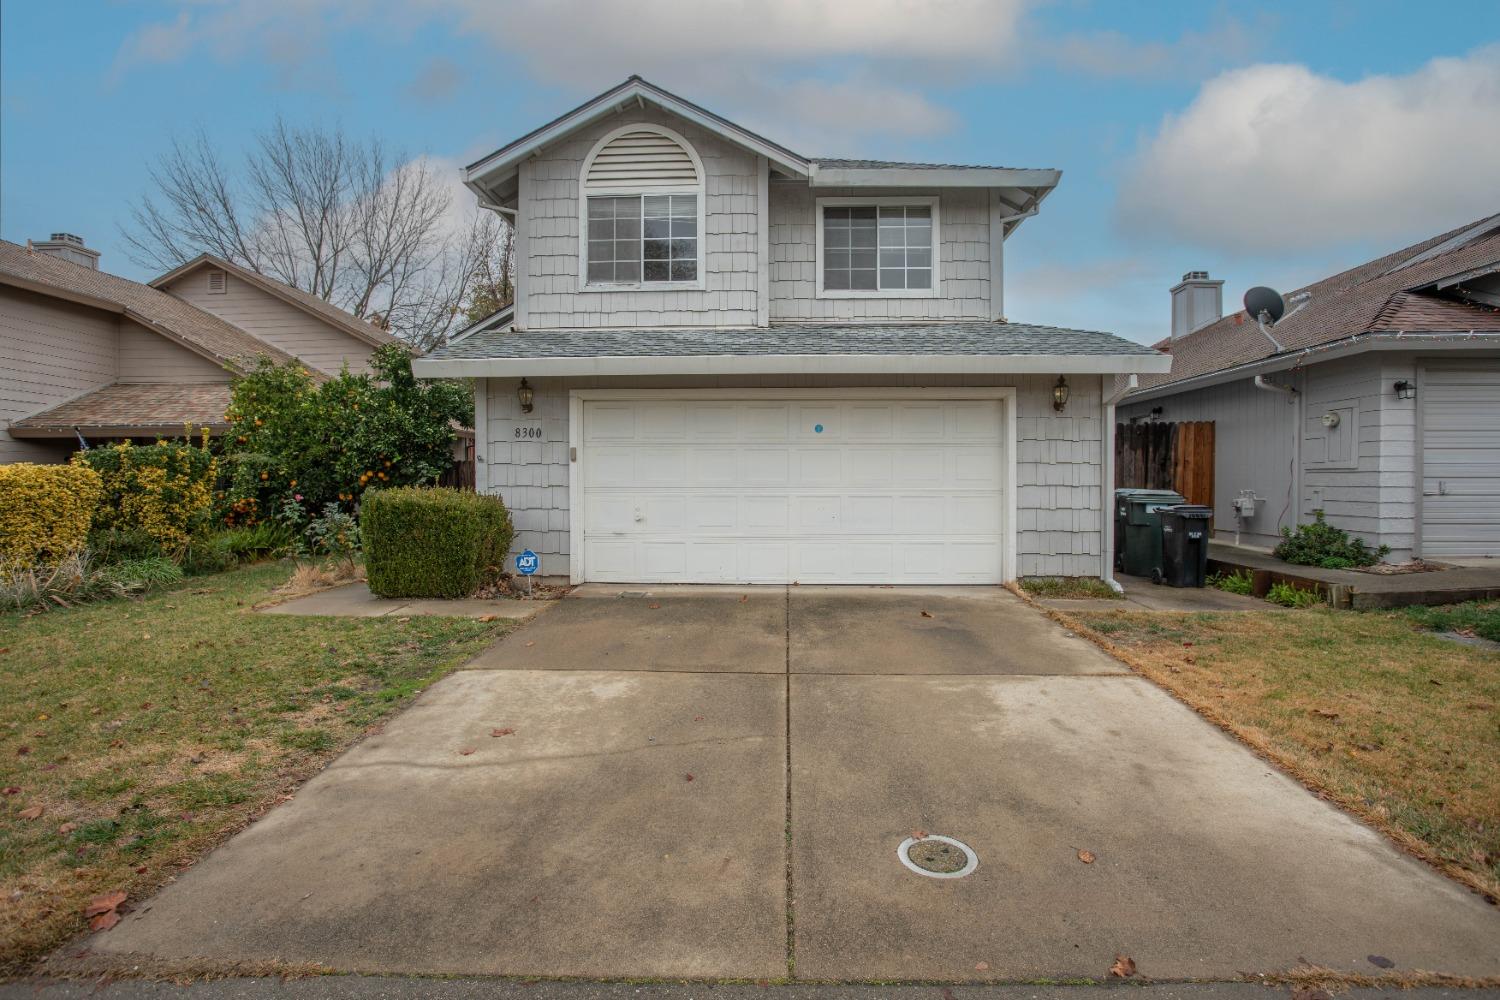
[1422,481,1447,496]
[634,507,644,522]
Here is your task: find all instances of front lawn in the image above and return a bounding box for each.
[0,561,511,975]
[1406,599,1500,643]
[1056,606,1500,902]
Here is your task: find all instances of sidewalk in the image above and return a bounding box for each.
[258,582,548,620]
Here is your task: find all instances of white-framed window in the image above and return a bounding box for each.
[815,196,941,298]
[578,124,706,291]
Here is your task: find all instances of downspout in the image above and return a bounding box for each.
[1101,375,1138,594]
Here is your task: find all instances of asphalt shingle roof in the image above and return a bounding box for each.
[0,241,298,370]
[10,383,232,433]
[423,322,1159,362]
[1137,213,1500,393]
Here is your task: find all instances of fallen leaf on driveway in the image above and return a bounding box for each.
[1109,954,1136,978]
[524,641,535,647]
[1311,709,1340,720]
[1367,955,1395,969]
[974,961,990,971]
[919,610,933,618]
[458,747,477,756]
[910,829,927,840]
[1077,849,1096,864]
[740,594,748,603]
[85,891,126,919]
[18,805,43,820]
[684,773,694,782]
[648,603,661,609]
[491,728,515,737]
[58,822,77,835]
[478,614,498,622]
[2,786,19,795]
[693,715,705,722]
[89,911,121,932]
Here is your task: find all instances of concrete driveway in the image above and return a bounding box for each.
[77,587,1500,982]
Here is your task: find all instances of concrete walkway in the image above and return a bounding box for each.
[1036,574,1264,613]
[259,582,547,620]
[61,586,1500,983]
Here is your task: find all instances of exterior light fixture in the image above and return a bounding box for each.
[517,378,535,413]
[1393,379,1416,400]
[1052,375,1070,412]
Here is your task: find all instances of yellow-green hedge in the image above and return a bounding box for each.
[73,441,216,553]
[0,463,104,571]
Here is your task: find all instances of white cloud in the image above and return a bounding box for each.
[111,0,1025,143]
[1118,48,1500,253]
[408,56,464,103]
[1045,17,1262,81]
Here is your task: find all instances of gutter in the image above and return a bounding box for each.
[1100,375,1137,594]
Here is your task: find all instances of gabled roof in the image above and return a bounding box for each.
[0,240,296,371]
[464,76,1060,211]
[150,254,402,350]
[448,302,513,344]
[1131,213,1500,397]
[8,383,232,438]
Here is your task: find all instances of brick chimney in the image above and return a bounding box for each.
[32,232,100,270]
[1170,270,1223,340]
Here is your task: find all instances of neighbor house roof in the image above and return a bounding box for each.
[150,254,403,350]
[7,383,232,438]
[449,302,514,344]
[0,240,298,371]
[1132,213,1500,399]
[413,321,1168,379]
[463,76,1059,218]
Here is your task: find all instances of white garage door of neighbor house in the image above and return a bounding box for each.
[1422,363,1500,558]
[578,396,1007,584]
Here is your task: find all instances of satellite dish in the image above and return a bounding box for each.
[1244,286,1286,325]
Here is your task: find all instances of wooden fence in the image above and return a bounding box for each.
[1115,420,1215,509]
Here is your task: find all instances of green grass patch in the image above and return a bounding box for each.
[0,560,512,974]
[1020,576,1123,600]
[1405,600,1500,643]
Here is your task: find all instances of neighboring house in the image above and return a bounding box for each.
[413,76,1169,585]
[1118,214,1500,561]
[0,236,400,463]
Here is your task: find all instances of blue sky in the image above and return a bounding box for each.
[3,0,1499,343]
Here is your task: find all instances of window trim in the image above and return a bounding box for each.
[577,123,707,293]
[814,196,941,299]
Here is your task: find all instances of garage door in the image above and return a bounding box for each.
[578,396,1006,584]
[1422,363,1500,557]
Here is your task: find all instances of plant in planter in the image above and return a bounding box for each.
[1273,511,1389,569]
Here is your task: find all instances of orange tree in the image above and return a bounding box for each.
[219,344,471,525]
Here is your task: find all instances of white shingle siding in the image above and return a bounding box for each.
[768,183,992,321]
[478,374,1103,580]
[520,108,761,329]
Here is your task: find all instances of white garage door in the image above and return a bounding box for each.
[578,395,1007,584]
[1422,364,1500,557]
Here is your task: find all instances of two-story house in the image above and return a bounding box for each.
[413,77,1170,586]
[0,236,400,463]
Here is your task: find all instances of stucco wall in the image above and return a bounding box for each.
[478,374,1103,581]
[767,182,993,321]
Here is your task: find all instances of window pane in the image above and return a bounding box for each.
[671,194,696,216]
[850,268,877,290]
[907,268,931,289]
[881,268,906,289]
[906,205,931,220]
[588,239,615,263]
[879,249,905,268]
[671,259,696,281]
[643,195,671,217]
[851,225,877,249]
[824,268,849,290]
[670,238,696,259]
[825,248,850,270]
[644,260,669,281]
[644,238,669,260]
[825,225,849,249]
[850,206,877,221]
[671,218,696,237]
[825,207,850,222]
[616,259,641,282]
[878,205,905,221]
[588,218,613,239]
[851,249,876,270]
[614,216,640,240]
[587,261,613,282]
[906,247,931,268]
[643,217,670,239]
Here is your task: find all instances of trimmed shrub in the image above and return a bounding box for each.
[1273,510,1388,569]
[0,463,103,571]
[362,487,513,599]
[75,440,216,555]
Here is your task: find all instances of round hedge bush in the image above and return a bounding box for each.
[361,487,514,599]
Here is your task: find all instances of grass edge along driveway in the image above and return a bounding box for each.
[0,561,512,977]
[1043,601,1500,905]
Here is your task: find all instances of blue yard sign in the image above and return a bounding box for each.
[514,549,539,576]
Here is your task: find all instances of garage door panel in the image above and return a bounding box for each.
[580,397,1007,584]
[583,404,636,441]
[1422,364,1500,557]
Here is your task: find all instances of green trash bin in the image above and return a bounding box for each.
[1113,488,1186,578]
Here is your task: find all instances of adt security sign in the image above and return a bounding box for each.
[514,549,539,576]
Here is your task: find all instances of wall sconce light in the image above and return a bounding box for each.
[1052,375,1070,412]
[517,378,535,413]
[1393,379,1416,400]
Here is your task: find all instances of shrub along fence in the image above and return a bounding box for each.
[362,486,513,599]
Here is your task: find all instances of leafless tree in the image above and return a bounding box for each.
[123,118,508,350]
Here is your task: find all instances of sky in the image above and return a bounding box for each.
[3,0,1499,344]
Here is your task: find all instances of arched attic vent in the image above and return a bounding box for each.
[583,126,701,189]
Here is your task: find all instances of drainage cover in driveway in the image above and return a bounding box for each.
[898,835,978,879]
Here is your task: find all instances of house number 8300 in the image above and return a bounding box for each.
[511,424,544,440]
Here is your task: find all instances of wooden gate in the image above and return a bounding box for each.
[1115,421,1215,509]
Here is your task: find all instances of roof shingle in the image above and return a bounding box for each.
[9,383,231,435]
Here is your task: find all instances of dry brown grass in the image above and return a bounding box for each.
[1042,601,1500,903]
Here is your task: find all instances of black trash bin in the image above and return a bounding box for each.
[1157,504,1213,587]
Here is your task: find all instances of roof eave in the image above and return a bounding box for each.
[413,351,1170,380]
[464,78,811,190]
[808,165,1061,190]
[8,422,230,439]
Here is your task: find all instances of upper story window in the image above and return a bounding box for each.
[815,197,940,298]
[580,125,705,290]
